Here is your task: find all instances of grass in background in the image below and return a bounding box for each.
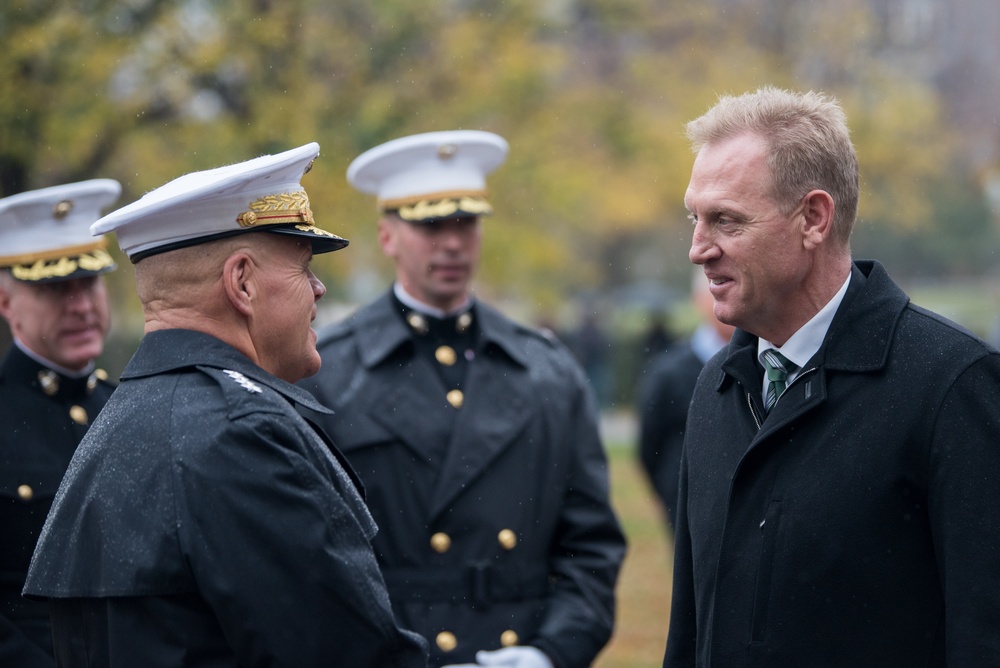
[594,444,674,667]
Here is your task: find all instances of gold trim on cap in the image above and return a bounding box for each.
[0,238,109,267]
[379,189,488,211]
[8,248,115,282]
[393,196,493,222]
[238,190,314,227]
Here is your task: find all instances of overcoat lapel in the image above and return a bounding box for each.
[368,354,455,464]
[428,347,532,519]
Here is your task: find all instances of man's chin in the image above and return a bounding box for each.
[56,343,104,372]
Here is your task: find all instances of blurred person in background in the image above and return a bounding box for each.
[0,179,121,667]
[665,86,1000,667]
[636,266,734,533]
[300,130,626,668]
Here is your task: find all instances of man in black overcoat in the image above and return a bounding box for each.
[299,131,626,668]
[664,87,1000,667]
[23,143,428,667]
[637,268,732,532]
[0,179,121,667]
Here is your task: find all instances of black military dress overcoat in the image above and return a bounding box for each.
[0,345,114,667]
[665,261,1000,667]
[23,329,427,668]
[299,293,626,668]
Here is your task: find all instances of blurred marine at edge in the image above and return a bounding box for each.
[0,180,121,667]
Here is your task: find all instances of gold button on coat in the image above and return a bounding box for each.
[446,389,464,408]
[436,631,458,652]
[500,629,519,647]
[430,532,452,553]
[435,345,457,366]
[17,484,33,501]
[69,405,88,425]
[498,529,518,550]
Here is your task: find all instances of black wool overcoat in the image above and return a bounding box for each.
[23,329,428,668]
[665,260,1000,667]
[0,346,114,667]
[300,293,626,668]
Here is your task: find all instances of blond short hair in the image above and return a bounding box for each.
[686,86,859,246]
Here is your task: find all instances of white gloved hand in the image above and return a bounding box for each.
[442,645,554,668]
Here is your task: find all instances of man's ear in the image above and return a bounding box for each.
[377,216,397,258]
[800,189,836,250]
[0,286,10,322]
[222,252,255,317]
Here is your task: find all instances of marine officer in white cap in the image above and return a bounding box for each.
[23,143,428,668]
[299,131,626,668]
[0,178,120,668]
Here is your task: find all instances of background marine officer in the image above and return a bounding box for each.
[300,130,626,668]
[0,178,121,666]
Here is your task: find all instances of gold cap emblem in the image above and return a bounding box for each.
[53,199,74,219]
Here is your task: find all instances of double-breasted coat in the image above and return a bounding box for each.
[665,261,1000,667]
[299,292,626,668]
[23,329,428,667]
[0,344,114,667]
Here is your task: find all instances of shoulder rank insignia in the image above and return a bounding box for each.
[223,369,263,393]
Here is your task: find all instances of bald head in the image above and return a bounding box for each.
[133,231,326,382]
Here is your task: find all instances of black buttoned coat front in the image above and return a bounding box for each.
[665,261,1000,667]
[0,346,114,668]
[300,293,626,668]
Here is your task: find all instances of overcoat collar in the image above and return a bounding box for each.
[335,291,533,519]
[121,329,333,415]
[0,345,103,402]
[342,290,531,371]
[718,260,909,419]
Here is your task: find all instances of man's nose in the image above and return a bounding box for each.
[689,221,719,265]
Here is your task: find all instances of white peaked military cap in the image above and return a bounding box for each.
[92,142,348,262]
[347,130,508,223]
[0,179,121,283]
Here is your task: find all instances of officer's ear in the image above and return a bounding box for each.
[222,251,256,317]
[377,215,401,259]
[0,274,13,323]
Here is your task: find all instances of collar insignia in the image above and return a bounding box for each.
[223,369,263,393]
